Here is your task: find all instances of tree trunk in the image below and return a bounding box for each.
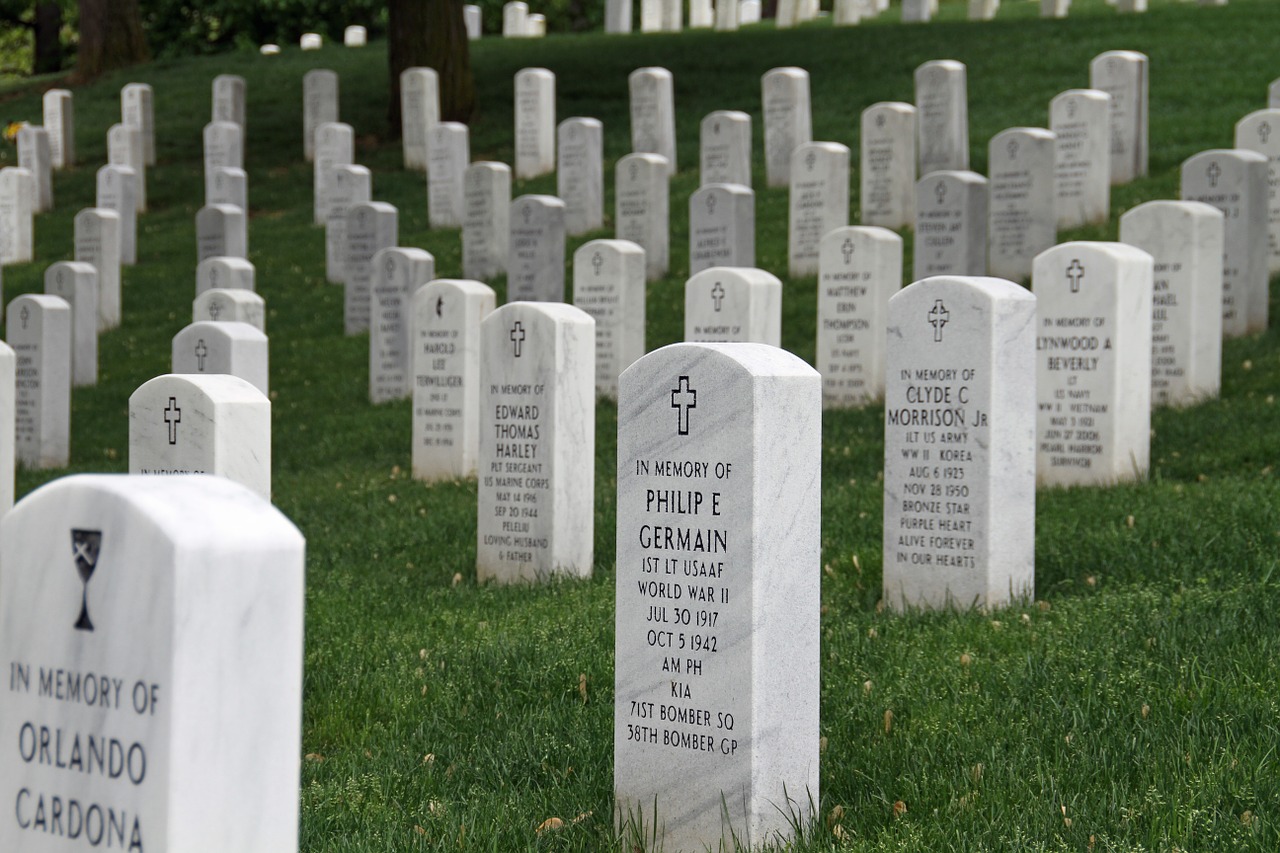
[33,2,62,75]
[388,0,475,133]
[76,0,149,82]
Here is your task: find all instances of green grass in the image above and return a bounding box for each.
[0,0,1278,849]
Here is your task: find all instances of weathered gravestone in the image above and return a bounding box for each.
[557,117,604,236]
[616,153,670,281]
[194,288,265,331]
[44,261,99,388]
[503,1,530,36]
[0,341,11,512]
[401,67,440,172]
[614,341,819,853]
[370,247,436,404]
[515,68,555,180]
[1032,241,1153,486]
[196,204,247,263]
[630,68,677,175]
[0,473,303,851]
[428,122,470,229]
[344,25,367,46]
[107,124,146,213]
[197,256,256,296]
[74,208,122,331]
[95,165,138,266]
[606,0,633,32]
[689,183,755,275]
[203,121,243,196]
[508,195,566,302]
[573,239,646,398]
[129,374,271,500]
[304,70,339,163]
[1089,51,1148,185]
[411,279,496,481]
[207,167,248,214]
[699,110,751,188]
[987,127,1056,282]
[42,89,74,169]
[121,82,155,166]
[1180,149,1268,337]
[313,122,354,225]
[817,226,902,407]
[172,320,269,396]
[1119,201,1224,407]
[789,142,850,277]
[16,126,52,213]
[685,267,781,345]
[211,74,246,130]
[1233,109,1280,275]
[914,171,988,278]
[0,167,35,264]
[860,102,916,230]
[882,275,1035,609]
[8,294,70,469]
[762,67,812,188]
[463,162,511,281]
[476,302,595,583]
[344,201,399,335]
[1050,89,1111,229]
[915,60,969,175]
[324,164,372,284]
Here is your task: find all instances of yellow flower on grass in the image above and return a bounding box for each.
[3,122,24,143]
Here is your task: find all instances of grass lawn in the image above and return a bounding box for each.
[0,0,1277,849]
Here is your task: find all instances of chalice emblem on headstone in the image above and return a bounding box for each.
[71,529,103,632]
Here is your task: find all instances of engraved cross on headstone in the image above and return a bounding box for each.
[927,299,949,343]
[706,192,717,215]
[935,180,947,205]
[670,375,696,436]
[841,237,855,265]
[592,251,604,276]
[19,306,29,329]
[1260,122,1273,144]
[1007,139,1019,159]
[436,296,444,317]
[208,299,223,320]
[805,149,816,171]
[1206,161,1222,188]
[711,282,725,311]
[1066,258,1085,293]
[164,396,181,445]
[510,321,526,357]
[195,339,209,370]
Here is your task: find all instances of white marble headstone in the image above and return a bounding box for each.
[1050,89,1111,229]
[684,267,781,345]
[0,167,35,264]
[465,4,483,38]
[789,141,850,277]
[1119,201,1224,407]
[1089,51,1148,185]
[369,246,436,404]
[0,342,11,512]
[107,123,146,212]
[514,68,555,180]
[196,204,247,263]
[400,67,440,172]
[914,171,988,278]
[1180,149,1269,337]
[741,0,762,22]
[762,67,812,188]
[1041,0,1069,15]
[640,0,663,31]
[1233,109,1280,275]
[129,374,271,499]
[428,122,470,229]
[557,117,604,236]
[614,341,819,853]
[606,0,633,32]
[73,208,122,331]
[203,120,244,196]
[573,239,646,398]
[312,121,354,224]
[1032,241,1153,486]
[212,74,246,130]
[902,0,932,20]
[121,82,155,166]
[629,68,677,175]
[616,153,670,281]
[324,164,372,284]
[508,195,566,302]
[0,473,303,851]
[882,275,1035,610]
[968,0,998,19]
[304,70,340,163]
[987,127,1056,282]
[8,294,70,469]
[689,183,755,275]
[172,320,269,396]
[301,32,323,49]
[43,261,99,388]
[207,166,248,214]
[477,302,595,583]
[700,110,751,188]
[817,226,902,406]
[42,89,74,169]
[915,60,969,176]
[343,201,399,335]
[463,162,511,281]
[716,0,741,29]
[860,102,917,230]
[194,288,265,332]
[411,279,496,481]
[344,25,367,46]
[197,256,256,296]
[503,1,530,35]
[95,165,138,266]
[16,126,52,213]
